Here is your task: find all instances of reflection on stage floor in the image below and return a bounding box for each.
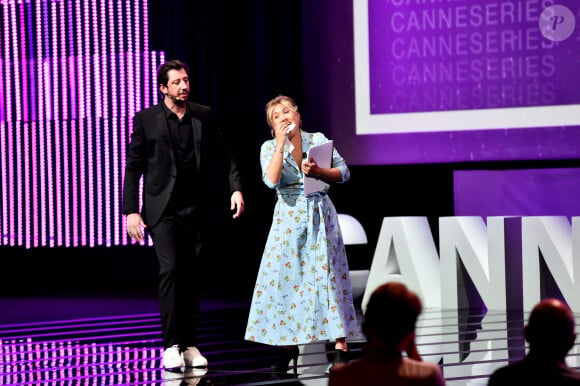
[2,296,579,385]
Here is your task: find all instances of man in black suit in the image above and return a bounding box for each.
[488,298,580,385]
[123,59,244,370]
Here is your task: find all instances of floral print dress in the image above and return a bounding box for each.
[245,131,358,346]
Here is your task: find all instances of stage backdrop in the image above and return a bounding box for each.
[2,0,580,250]
[302,0,580,165]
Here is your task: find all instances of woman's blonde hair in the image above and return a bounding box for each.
[265,95,299,137]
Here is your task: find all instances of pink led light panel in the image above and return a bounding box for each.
[0,0,162,247]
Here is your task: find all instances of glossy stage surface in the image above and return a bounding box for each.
[2,295,580,385]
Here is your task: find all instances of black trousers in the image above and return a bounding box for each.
[149,209,203,349]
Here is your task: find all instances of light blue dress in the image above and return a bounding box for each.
[245,131,358,346]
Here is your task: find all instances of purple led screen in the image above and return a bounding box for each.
[302,1,580,165]
[0,0,163,248]
[368,0,580,114]
[454,168,580,219]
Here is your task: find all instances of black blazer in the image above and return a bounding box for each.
[123,101,242,227]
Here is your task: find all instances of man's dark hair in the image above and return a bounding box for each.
[157,59,190,87]
[363,282,422,345]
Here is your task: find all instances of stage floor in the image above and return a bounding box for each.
[2,295,580,385]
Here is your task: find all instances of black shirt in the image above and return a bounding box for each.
[162,103,200,213]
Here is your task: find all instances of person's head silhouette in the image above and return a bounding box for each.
[488,298,580,386]
[363,282,422,353]
[329,282,445,386]
[525,298,576,360]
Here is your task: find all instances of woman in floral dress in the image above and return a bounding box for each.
[245,95,358,373]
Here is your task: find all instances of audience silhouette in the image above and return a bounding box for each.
[488,298,580,385]
[329,282,445,386]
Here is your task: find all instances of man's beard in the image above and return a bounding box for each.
[167,92,187,105]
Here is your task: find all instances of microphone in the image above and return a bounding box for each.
[165,93,187,106]
[285,123,296,135]
[302,152,307,159]
[166,93,187,101]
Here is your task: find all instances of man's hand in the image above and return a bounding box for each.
[231,191,245,219]
[126,213,146,241]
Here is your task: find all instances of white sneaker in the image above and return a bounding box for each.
[163,369,206,385]
[163,345,184,369]
[184,367,207,385]
[183,346,208,368]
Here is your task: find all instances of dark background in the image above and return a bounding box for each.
[2,0,577,302]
